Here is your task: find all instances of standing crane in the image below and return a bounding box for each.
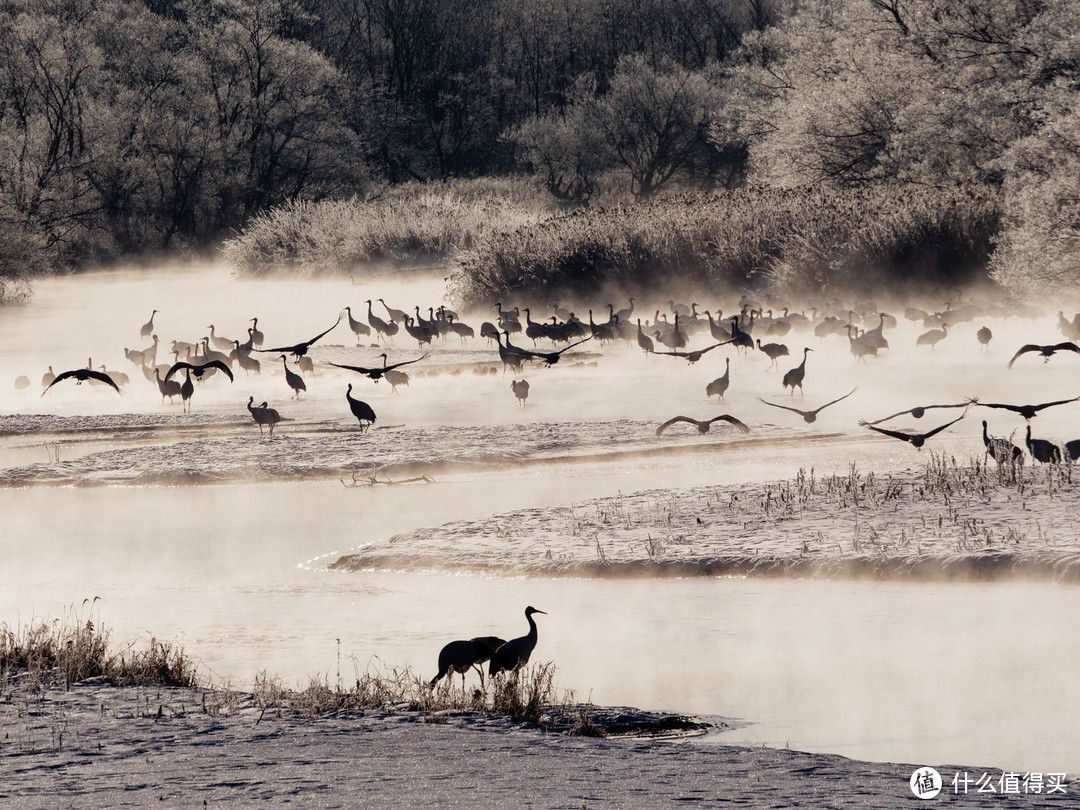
[489,607,547,678]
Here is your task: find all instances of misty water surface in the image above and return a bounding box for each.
[1,266,1078,774]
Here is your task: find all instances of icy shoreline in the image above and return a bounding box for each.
[1,682,1060,807]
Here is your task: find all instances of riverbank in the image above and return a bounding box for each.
[3,681,1061,807]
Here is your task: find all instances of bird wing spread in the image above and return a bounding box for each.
[164,361,194,381]
[43,369,121,395]
[329,361,377,375]
[656,416,699,436]
[708,414,750,433]
[385,353,428,370]
[919,413,968,440]
[1008,344,1041,367]
[860,422,915,443]
[204,360,235,381]
[758,398,803,417]
[818,387,858,411]
[1033,394,1080,411]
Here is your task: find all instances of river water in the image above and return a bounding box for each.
[1,266,1077,775]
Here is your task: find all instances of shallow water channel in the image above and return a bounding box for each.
[1,266,1078,777]
[2,469,1077,776]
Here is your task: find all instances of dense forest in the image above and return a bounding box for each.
[1,0,1078,302]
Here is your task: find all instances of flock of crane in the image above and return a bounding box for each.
[18,291,1080,465]
[17,290,1080,692]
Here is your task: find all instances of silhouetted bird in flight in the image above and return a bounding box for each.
[758,387,857,423]
[966,395,1080,420]
[866,401,971,425]
[329,352,426,382]
[42,368,121,396]
[656,414,750,436]
[858,411,968,449]
[256,315,341,361]
[654,340,730,364]
[165,360,234,383]
[1007,342,1080,368]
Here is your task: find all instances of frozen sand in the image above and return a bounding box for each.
[2,682,1059,808]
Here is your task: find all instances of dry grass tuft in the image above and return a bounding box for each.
[0,606,197,690]
[251,658,564,726]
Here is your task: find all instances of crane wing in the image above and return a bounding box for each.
[1032,394,1080,411]
[555,335,593,354]
[1008,344,1041,368]
[203,360,235,382]
[164,362,196,382]
[817,387,858,412]
[709,414,750,434]
[305,315,343,346]
[329,361,377,375]
[758,397,803,416]
[41,369,78,395]
[656,416,699,436]
[385,353,429,371]
[972,401,1021,413]
[919,413,967,440]
[86,370,122,393]
[866,407,912,425]
[859,422,914,443]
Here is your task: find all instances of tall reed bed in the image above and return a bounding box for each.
[452,185,1000,305]
[222,177,553,277]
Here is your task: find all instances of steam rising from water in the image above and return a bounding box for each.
[2,265,1079,773]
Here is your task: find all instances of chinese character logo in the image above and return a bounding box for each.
[911,767,943,799]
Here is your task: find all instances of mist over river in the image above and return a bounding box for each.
[2,265,1078,774]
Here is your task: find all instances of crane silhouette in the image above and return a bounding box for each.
[153,367,182,403]
[256,315,342,361]
[343,306,372,343]
[42,367,121,396]
[511,379,530,405]
[489,607,546,678]
[706,358,731,399]
[756,339,789,368]
[654,340,729,364]
[140,309,158,339]
[246,397,282,434]
[329,352,426,382]
[165,360,234,383]
[429,636,507,687]
[636,319,654,354]
[1007,342,1080,368]
[510,335,593,366]
[782,348,811,394]
[982,420,1022,465]
[866,401,970,425]
[758,387,857,423]
[656,414,750,436]
[966,394,1080,420]
[345,384,376,431]
[180,369,194,412]
[280,356,306,398]
[1026,424,1062,464]
[858,411,968,449]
